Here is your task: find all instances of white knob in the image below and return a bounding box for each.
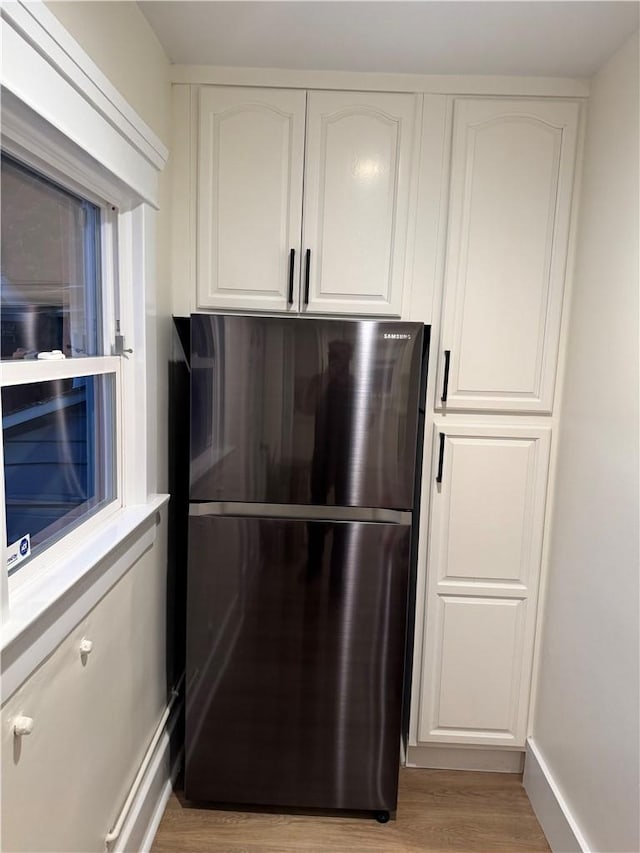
[14,715,34,736]
[79,638,93,655]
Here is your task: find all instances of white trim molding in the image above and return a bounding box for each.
[170,65,591,98]
[1,0,168,207]
[406,744,524,773]
[109,692,183,853]
[1,0,169,647]
[523,739,590,853]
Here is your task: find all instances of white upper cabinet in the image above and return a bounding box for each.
[197,87,306,312]
[195,86,419,316]
[301,91,420,316]
[436,99,580,413]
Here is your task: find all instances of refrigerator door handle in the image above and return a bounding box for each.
[189,502,412,526]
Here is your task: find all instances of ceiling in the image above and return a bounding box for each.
[138,1,639,78]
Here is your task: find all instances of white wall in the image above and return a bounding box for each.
[48,0,173,493]
[1,520,168,852]
[1,5,175,851]
[47,1,170,143]
[530,31,639,853]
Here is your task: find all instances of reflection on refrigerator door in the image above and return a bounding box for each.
[185,515,410,812]
[189,314,424,509]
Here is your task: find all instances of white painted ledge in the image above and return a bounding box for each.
[1,494,169,701]
[523,738,589,852]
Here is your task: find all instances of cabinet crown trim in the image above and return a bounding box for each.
[170,66,590,98]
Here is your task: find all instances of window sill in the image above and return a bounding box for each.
[1,493,169,700]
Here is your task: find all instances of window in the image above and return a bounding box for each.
[1,155,102,360]
[0,0,168,695]
[1,155,120,576]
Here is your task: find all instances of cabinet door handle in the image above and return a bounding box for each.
[436,432,446,484]
[304,249,311,306]
[287,248,295,306]
[441,350,451,403]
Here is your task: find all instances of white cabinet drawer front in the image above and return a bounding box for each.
[419,595,527,743]
[302,91,419,316]
[438,98,579,412]
[432,427,551,587]
[197,87,305,311]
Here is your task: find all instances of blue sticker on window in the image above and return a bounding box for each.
[7,533,31,570]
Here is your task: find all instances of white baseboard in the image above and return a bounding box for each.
[112,702,183,853]
[523,738,589,853]
[406,744,524,772]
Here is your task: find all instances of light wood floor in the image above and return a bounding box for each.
[151,768,550,852]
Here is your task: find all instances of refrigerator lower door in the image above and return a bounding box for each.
[185,515,411,812]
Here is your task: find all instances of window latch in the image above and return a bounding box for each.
[114,335,133,357]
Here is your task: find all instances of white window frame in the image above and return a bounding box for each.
[0,0,169,696]
[1,360,123,593]
[1,156,123,590]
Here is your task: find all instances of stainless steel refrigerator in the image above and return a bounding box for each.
[185,313,428,820]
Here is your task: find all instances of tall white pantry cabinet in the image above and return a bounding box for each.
[414,97,580,762]
[171,80,583,768]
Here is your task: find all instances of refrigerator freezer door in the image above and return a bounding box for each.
[190,314,425,509]
[185,515,411,811]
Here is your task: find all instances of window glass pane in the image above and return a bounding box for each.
[0,155,102,360]
[2,374,116,574]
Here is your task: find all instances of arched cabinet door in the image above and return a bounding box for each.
[197,86,306,312]
[301,91,420,317]
[417,424,551,747]
[436,99,580,413]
